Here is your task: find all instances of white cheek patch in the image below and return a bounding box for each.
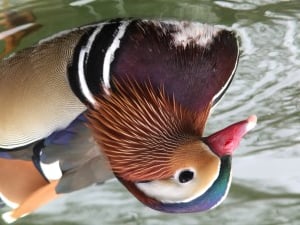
[134,142,222,204]
[135,162,220,204]
[136,180,184,203]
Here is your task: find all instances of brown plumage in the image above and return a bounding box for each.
[87,78,212,182]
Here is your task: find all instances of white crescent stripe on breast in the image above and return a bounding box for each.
[102,21,131,93]
[78,25,104,105]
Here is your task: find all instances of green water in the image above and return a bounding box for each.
[0,0,300,224]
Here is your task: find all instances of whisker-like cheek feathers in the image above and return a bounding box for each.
[87,102,175,181]
[87,79,212,182]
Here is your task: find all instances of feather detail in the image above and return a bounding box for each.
[87,78,211,181]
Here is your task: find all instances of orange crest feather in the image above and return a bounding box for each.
[87,78,211,181]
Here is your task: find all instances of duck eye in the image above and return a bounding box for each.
[178,170,194,183]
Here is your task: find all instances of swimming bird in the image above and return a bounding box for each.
[0,19,256,223]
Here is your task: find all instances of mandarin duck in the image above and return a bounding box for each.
[0,19,256,223]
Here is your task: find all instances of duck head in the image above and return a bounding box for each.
[79,19,256,213]
[87,79,256,213]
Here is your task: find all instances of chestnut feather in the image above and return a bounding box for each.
[87,78,211,181]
